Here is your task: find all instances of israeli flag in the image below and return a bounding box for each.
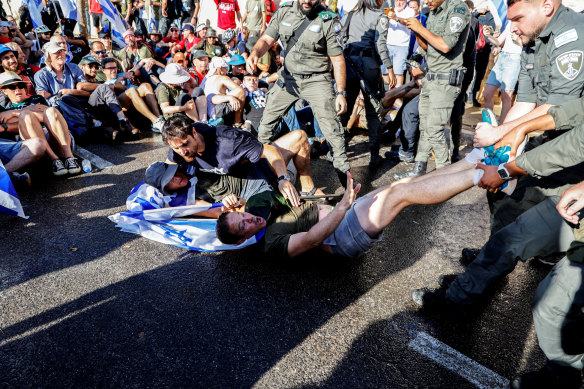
[26,0,45,29]
[109,182,263,252]
[148,5,157,33]
[0,161,27,219]
[98,0,129,48]
[59,0,80,22]
[492,0,508,29]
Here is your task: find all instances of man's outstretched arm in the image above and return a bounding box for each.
[286,173,360,258]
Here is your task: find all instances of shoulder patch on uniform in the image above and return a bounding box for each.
[280,1,293,7]
[554,29,578,49]
[556,50,583,80]
[309,24,322,33]
[379,15,389,30]
[449,16,464,33]
[333,21,342,33]
[452,7,467,15]
[318,10,337,21]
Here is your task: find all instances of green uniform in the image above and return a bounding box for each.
[258,1,350,174]
[415,0,470,169]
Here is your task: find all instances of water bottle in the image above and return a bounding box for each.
[82,159,92,173]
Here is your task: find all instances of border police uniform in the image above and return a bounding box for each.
[340,6,392,169]
[257,0,351,175]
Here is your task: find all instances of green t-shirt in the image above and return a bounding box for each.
[245,0,266,31]
[245,192,319,258]
[156,84,182,118]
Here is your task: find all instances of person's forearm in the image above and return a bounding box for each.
[499,103,554,136]
[227,86,245,101]
[161,103,186,114]
[415,27,450,53]
[261,143,288,178]
[210,94,234,105]
[415,33,428,51]
[330,54,346,91]
[76,82,99,92]
[250,36,272,59]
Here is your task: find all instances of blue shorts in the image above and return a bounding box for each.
[323,196,382,258]
[486,52,521,91]
[382,45,409,75]
[0,139,23,165]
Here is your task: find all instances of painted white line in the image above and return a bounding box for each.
[408,331,510,389]
[75,146,115,170]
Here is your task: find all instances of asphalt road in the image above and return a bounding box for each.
[0,106,552,388]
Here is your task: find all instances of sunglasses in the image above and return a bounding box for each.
[103,66,117,70]
[4,83,26,90]
[170,28,179,32]
[94,50,107,54]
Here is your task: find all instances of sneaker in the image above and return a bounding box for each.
[481,107,498,126]
[534,252,564,266]
[385,150,415,163]
[9,171,31,188]
[437,274,459,289]
[511,365,582,389]
[460,248,480,266]
[52,159,67,176]
[152,116,165,133]
[65,157,81,175]
[209,117,224,126]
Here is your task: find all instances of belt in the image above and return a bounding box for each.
[285,69,328,79]
[425,72,450,81]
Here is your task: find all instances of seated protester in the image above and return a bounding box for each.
[203,56,245,126]
[174,24,198,57]
[0,72,80,175]
[191,49,209,86]
[193,28,224,58]
[147,29,165,61]
[31,25,52,64]
[49,34,75,63]
[87,40,122,83]
[98,28,121,58]
[114,29,153,73]
[157,24,182,60]
[4,17,33,61]
[162,114,327,207]
[103,57,166,132]
[0,44,39,98]
[227,54,246,82]
[0,20,13,44]
[172,53,207,119]
[222,29,248,60]
[193,23,207,46]
[79,56,165,136]
[156,63,204,121]
[62,28,89,64]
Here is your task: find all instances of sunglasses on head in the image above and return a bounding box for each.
[4,83,26,90]
[94,50,107,54]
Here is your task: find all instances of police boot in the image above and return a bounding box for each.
[368,146,382,171]
[393,162,426,181]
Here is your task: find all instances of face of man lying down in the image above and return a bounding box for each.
[165,170,191,193]
[226,212,266,241]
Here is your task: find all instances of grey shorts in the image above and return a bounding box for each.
[323,197,382,258]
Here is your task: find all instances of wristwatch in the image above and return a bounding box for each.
[336,90,347,97]
[497,164,512,181]
[0,123,7,132]
[278,174,290,182]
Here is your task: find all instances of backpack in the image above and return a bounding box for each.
[52,94,94,140]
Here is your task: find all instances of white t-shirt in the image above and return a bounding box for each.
[500,24,523,55]
[387,6,415,47]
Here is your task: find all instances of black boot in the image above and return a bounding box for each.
[393,161,426,180]
[368,146,382,171]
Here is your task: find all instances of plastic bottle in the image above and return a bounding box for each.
[82,159,92,173]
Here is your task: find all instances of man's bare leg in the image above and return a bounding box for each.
[138,83,162,118]
[18,111,60,161]
[195,95,207,121]
[355,168,477,237]
[272,130,324,195]
[120,88,159,123]
[43,107,75,159]
[4,138,45,173]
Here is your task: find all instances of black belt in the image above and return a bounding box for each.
[425,72,450,81]
[284,68,328,79]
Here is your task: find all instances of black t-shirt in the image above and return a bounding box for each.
[243,87,267,130]
[167,123,264,176]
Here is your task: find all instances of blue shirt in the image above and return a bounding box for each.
[33,63,87,97]
[409,13,427,54]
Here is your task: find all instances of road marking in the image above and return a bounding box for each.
[408,331,510,389]
[75,146,115,170]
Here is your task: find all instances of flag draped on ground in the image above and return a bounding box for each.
[0,161,27,219]
[98,0,129,48]
[109,182,263,252]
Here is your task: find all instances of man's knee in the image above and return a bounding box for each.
[138,83,153,94]
[22,137,45,157]
[44,106,60,122]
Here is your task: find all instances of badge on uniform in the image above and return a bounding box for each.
[449,16,464,33]
[379,16,389,30]
[554,29,578,49]
[310,24,322,33]
[556,50,583,80]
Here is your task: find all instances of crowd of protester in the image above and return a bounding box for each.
[2,0,584,387]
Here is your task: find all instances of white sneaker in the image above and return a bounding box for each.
[152,116,165,133]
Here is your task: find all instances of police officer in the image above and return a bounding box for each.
[341,0,396,170]
[393,0,470,179]
[246,0,351,186]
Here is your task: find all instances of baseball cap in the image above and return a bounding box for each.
[145,162,179,195]
[193,50,210,59]
[79,56,100,66]
[182,24,194,33]
[228,54,246,66]
[222,29,236,44]
[173,52,187,63]
[195,23,207,33]
[205,28,217,38]
[0,44,17,57]
[43,41,66,54]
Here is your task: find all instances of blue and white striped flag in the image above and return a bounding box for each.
[109,182,263,252]
[0,160,27,219]
[26,0,45,29]
[98,0,129,48]
[148,5,157,33]
[59,0,80,22]
[493,0,508,29]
